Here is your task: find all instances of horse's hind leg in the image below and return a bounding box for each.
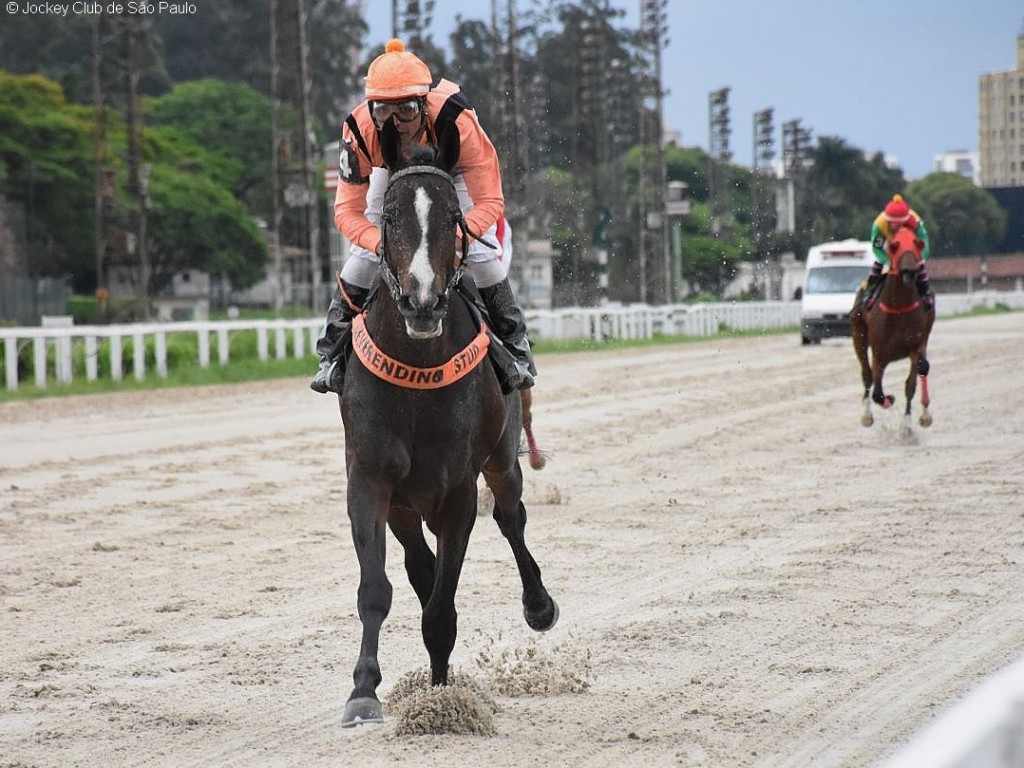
[388,506,435,609]
[484,458,559,633]
[901,355,919,435]
[422,482,478,687]
[917,354,933,427]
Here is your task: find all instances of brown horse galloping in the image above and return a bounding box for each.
[850,227,935,431]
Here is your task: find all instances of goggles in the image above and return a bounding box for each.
[371,99,422,124]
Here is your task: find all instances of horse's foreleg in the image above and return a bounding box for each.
[422,482,478,687]
[484,460,559,634]
[871,357,894,409]
[918,354,933,427]
[342,477,392,727]
[853,331,874,427]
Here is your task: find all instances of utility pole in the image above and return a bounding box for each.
[491,0,529,302]
[780,118,812,235]
[752,108,777,297]
[639,0,668,303]
[393,0,434,48]
[92,13,111,322]
[708,87,732,237]
[92,11,147,320]
[122,15,149,318]
[271,0,321,313]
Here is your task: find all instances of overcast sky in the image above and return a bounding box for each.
[361,0,1023,179]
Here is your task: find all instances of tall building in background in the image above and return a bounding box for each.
[933,149,979,184]
[978,27,1024,187]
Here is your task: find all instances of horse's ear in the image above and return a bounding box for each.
[380,118,402,171]
[436,121,459,174]
[888,240,899,255]
[915,238,925,251]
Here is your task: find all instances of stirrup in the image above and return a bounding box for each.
[310,358,343,394]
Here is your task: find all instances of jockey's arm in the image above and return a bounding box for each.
[335,180,382,257]
[914,217,932,261]
[870,216,889,265]
[334,119,383,256]
[454,111,505,242]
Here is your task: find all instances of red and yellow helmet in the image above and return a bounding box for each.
[884,194,910,224]
[364,39,432,100]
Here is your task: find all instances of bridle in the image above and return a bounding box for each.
[377,165,496,306]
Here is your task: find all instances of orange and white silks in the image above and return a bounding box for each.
[351,313,491,389]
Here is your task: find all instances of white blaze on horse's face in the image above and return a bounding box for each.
[405,186,443,338]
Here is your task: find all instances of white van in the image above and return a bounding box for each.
[800,239,875,345]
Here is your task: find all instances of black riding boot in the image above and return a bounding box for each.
[916,266,935,311]
[478,278,536,393]
[862,265,884,307]
[309,281,369,394]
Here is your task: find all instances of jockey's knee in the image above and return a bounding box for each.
[466,258,506,289]
[340,255,378,290]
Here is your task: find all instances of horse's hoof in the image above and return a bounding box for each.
[524,597,559,633]
[528,451,547,471]
[860,414,874,428]
[341,697,384,727]
[919,412,933,428]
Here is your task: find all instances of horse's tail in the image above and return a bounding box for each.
[520,389,547,470]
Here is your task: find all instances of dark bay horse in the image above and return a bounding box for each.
[337,124,558,727]
[850,227,935,431]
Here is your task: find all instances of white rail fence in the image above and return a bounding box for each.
[1,292,1021,392]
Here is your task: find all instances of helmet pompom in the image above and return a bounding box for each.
[892,194,904,203]
[385,38,405,53]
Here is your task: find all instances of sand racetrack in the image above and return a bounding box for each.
[2,311,1024,767]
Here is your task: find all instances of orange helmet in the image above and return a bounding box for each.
[364,39,432,100]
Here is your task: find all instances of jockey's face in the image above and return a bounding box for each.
[886,217,903,230]
[372,99,423,142]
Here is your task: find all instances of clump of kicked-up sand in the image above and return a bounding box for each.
[384,632,594,737]
[473,631,594,696]
[385,668,498,736]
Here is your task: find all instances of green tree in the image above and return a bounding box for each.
[0,72,94,286]
[906,172,1008,256]
[146,80,274,216]
[147,164,267,291]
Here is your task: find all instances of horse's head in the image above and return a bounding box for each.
[378,120,463,339]
[887,227,925,285]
